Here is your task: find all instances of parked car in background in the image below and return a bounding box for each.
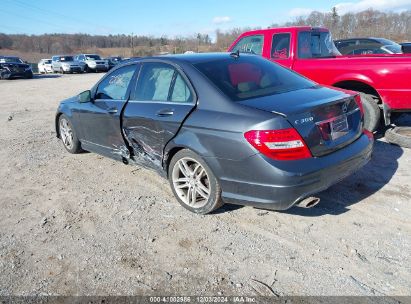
[400,42,411,53]
[334,37,403,55]
[105,56,122,70]
[119,56,140,64]
[229,27,411,132]
[52,55,83,74]
[38,59,53,74]
[55,54,373,214]
[0,56,33,79]
[74,54,109,72]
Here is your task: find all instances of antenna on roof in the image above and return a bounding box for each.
[230,49,240,58]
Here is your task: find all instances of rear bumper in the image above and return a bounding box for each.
[208,133,373,210]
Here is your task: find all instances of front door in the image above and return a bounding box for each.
[122,62,196,169]
[77,64,139,160]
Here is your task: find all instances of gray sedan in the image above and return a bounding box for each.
[55,53,373,214]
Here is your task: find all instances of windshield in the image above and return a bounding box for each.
[60,56,74,61]
[194,55,315,101]
[383,44,403,53]
[298,31,341,58]
[0,57,24,63]
[86,54,101,60]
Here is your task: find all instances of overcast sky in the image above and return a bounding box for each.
[1,0,411,37]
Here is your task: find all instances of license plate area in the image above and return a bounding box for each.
[330,115,349,140]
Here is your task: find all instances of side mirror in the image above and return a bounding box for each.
[78,90,92,103]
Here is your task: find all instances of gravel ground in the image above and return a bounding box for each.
[0,73,410,296]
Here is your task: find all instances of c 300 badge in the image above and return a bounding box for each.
[295,117,314,124]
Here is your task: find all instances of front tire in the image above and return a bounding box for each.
[58,114,82,153]
[168,149,223,214]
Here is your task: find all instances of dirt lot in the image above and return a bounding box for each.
[0,74,410,296]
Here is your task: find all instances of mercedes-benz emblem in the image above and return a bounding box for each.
[342,102,348,113]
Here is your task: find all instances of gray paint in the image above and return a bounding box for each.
[55,53,373,210]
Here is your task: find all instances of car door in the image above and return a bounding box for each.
[76,63,139,160]
[123,61,196,169]
[269,33,292,68]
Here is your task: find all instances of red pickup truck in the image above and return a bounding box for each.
[228,26,411,132]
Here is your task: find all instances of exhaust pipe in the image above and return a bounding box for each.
[296,196,320,208]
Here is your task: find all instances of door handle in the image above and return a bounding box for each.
[107,107,118,114]
[156,109,174,117]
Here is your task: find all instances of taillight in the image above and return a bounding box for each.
[354,94,364,115]
[244,128,312,161]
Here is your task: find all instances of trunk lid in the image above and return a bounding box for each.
[238,86,363,157]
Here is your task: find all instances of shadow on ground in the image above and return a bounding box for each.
[34,74,62,79]
[286,140,403,216]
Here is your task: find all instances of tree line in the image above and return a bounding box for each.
[1,8,410,56]
[279,8,411,41]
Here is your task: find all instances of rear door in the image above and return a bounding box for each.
[269,32,293,69]
[77,64,139,160]
[123,61,196,168]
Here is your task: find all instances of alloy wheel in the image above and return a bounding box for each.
[59,117,74,150]
[172,157,210,208]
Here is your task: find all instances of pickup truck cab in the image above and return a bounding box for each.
[229,27,411,131]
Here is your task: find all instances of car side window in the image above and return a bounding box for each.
[231,35,264,55]
[271,33,290,59]
[134,63,173,101]
[171,74,192,103]
[360,39,378,46]
[95,65,137,100]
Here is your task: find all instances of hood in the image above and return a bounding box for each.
[60,96,78,105]
[60,61,80,65]
[0,62,30,68]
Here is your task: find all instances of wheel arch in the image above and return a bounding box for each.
[333,80,382,103]
[163,134,212,176]
[163,146,185,175]
[55,112,63,138]
[55,108,75,138]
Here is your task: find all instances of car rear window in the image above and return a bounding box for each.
[194,55,314,101]
[298,31,341,58]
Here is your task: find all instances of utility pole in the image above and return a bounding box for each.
[131,32,134,56]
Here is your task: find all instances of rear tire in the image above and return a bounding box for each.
[361,93,381,132]
[58,114,82,153]
[168,149,223,214]
[385,127,411,149]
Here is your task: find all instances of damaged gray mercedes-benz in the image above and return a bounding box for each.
[55,53,373,214]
